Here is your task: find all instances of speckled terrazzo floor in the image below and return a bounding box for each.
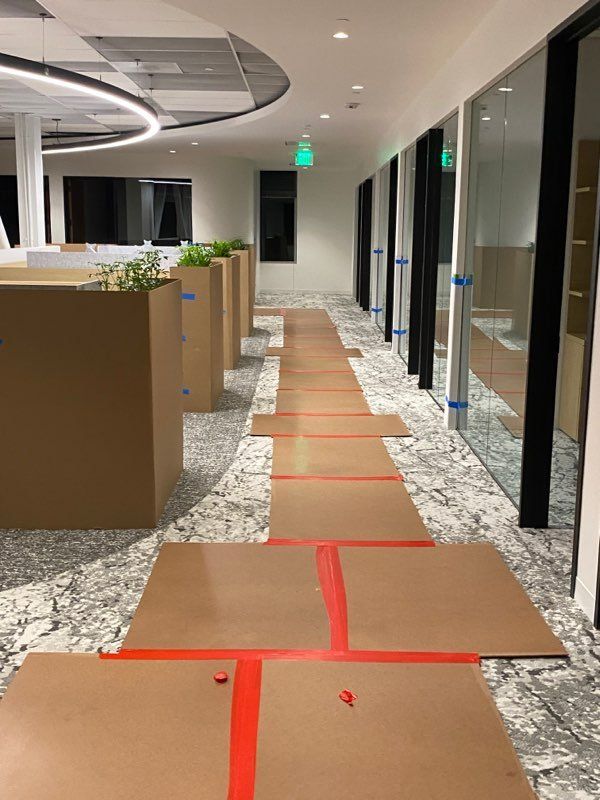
[0,292,598,799]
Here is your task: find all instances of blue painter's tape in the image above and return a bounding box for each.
[451,276,473,286]
[445,395,468,409]
[371,306,383,313]
[182,335,187,342]
[395,258,409,265]
[182,388,191,396]
[393,329,407,336]
[0,339,4,345]
[182,292,196,300]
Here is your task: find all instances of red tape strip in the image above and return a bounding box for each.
[271,475,404,481]
[266,538,435,547]
[279,369,354,374]
[228,660,262,800]
[277,388,363,392]
[101,649,480,664]
[274,412,373,417]
[271,434,382,439]
[316,545,349,651]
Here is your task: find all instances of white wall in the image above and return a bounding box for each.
[0,144,254,245]
[257,168,356,294]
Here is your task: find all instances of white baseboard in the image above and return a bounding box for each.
[574,577,596,623]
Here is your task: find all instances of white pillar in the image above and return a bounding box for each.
[15,113,46,247]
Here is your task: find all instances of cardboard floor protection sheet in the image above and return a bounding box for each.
[278,371,362,390]
[0,655,537,799]
[271,436,399,477]
[279,356,354,371]
[267,346,363,358]
[122,542,565,657]
[270,478,431,541]
[275,388,371,414]
[250,413,410,437]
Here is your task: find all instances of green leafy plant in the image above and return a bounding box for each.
[208,240,233,258]
[177,244,214,267]
[229,238,246,251]
[94,250,168,291]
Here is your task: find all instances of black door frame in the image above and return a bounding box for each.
[407,130,443,381]
[354,183,364,303]
[358,177,373,312]
[384,155,399,342]
[519,0,600,525]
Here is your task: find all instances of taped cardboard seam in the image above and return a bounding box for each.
[316,545,349,651]
[228,660,262,800]
[266,539,436,547]
[101,649,480,663]
[271,475,404,481]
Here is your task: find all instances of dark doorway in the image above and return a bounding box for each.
[0,175,52,245]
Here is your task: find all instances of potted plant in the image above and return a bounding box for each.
[0,250,183,530]
[170,245,224,411]
[206,242,241,369]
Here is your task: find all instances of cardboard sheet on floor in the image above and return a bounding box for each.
[279,371,361,390]
[254,307,283,316]
[255,661,537,800]
[267,347,362,358]
[0,653,233,799]
[270,478,430,540]
[124,543,330,650]
[341,543,566,656]
[283,335,343,346]
[250,413,411,437]
[272,437,398,477]
[276,389,370,414]
[279,356,354,372]
[283,326,337,335]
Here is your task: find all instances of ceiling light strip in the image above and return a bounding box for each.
[0,52,160,155]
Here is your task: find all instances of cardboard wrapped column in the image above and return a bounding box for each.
[0,279,183,529]
[232,248,253,338]
[213,255,241,370]
[170,263,224,411]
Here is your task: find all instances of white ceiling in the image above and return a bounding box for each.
[0,0,503,168]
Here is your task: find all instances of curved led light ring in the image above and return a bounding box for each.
[0,52,160,154]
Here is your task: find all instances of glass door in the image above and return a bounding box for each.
[375,163,390,333]
[398,144,416,362]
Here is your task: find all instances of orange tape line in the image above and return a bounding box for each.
[275,412,373,417]
[271,475,404,481]
[228,660,262,800]
[277,388,363,392]
[101,649,480,664]
[266,538,435,547]
[316,545,349,651]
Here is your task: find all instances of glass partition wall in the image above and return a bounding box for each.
[459,50,546,506]
[375,162,391,333]
[430,113,459,407]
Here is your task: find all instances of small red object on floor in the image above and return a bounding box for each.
[213,671,229,684]
[339,689,357,705]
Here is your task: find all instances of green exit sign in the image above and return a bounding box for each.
[295,148,314,167]
[442,149,453,168]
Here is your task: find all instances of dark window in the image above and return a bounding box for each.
[0,175,52,245]
[63,176,192,245]
[260,171,296,262]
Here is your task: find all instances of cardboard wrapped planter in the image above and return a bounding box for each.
[232,247,256,338]
[0,279,183,530]
[212,255,241,370]
[170,263,224,412]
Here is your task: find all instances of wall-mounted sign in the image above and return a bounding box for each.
[442,149,454,168]
[295,148,314,167]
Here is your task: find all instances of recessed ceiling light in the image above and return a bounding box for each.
[204,67,214,72]
[302,166,308,169]
[333,31,349,39]
[351,85,364,91]
[320,114,330,119]
[169,149,176,153]
[191,141,199,145]
[302,133,310,138]
[481,115,491,121]
[498,86,513,92]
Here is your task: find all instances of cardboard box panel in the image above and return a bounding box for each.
[342,544,566,657]
[214,256,241,370]
[270,479,431,541]
[0,653,232,799]
[276,389,370,414]
[232,249,252,337]
[278,372,361,390]
[255,661,537,800]
[124,543,330,650]
[267,346,362,358]
[251,414,411,437]
[279,356,354,372]
[170,264,224,412]
[272,437,398,477]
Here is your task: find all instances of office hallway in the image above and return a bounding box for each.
[0,293,598,798]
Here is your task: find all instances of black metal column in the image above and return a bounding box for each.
[358,178,373,312]
[384,155,399,342]
[407,136,428,374]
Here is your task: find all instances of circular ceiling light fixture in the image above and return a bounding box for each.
[320,113,330,119]
[0,52,160,154]
[481,115,491,121]
[351,85,364,91]
[169,149,176,153]
[333,31,349,39]
[191,141,199,145]
[498,86,513,92]
[302,133,311,138]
